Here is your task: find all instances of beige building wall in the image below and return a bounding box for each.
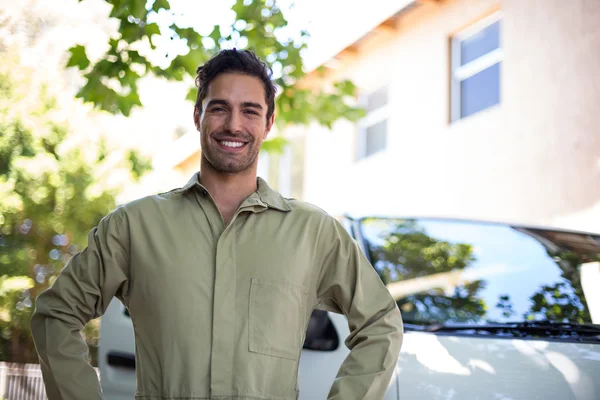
[298,0,600,232]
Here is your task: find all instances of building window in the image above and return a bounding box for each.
[356,85,390,160]
[451,12,502,121]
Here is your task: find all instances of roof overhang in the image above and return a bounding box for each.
[303,0,424,72]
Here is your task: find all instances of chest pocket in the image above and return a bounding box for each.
[249,278,308,360]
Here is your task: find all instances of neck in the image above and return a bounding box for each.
[199,159,258,224]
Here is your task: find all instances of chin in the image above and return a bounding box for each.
[213,162,253,174]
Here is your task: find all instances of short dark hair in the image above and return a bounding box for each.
[194,49,277,121]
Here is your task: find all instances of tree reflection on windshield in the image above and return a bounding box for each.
[360,218,600,327]
[504,249,595,324]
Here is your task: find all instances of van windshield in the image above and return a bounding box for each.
[359,218,600,327]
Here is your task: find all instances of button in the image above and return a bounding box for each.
[200,189,208,197]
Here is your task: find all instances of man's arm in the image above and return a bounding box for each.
[30,209,130,400]
[316,217,403,400]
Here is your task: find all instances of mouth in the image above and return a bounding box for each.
[214,138,249,152]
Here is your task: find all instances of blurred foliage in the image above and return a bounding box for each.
[260,136,287,154]
[523,250,594,323]
[363,219,486,324]
[69,0,365,131]
[525,281,589,322]
[0,17,149,363]
[495,294,516,318]
[494,250,595,325]
[368,219,476,284]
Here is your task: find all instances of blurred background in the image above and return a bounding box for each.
[0,0,598,386]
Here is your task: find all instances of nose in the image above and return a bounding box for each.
[224,110,243,133]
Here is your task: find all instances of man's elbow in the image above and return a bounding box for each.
[387,305,404,354]
[30,292,66,350]
[392,305,403,334]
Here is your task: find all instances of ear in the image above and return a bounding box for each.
[264,113,275,139]
[193,106,201,131]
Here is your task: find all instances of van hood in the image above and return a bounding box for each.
[397,332,600,400]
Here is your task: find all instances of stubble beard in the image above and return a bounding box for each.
[201,135,261,175]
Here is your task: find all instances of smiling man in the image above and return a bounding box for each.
[193,60,276,224]
[30,49,403,400]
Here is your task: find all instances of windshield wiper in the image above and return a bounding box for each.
[407,321,600,341]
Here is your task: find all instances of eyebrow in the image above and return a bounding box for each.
[206,99,229,109]
[241,101,263,110]
[206,99,264,110]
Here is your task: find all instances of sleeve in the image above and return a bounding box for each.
[316,217,403,400]
[30,209,130,400]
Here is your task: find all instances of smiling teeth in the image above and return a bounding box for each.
[220,141,244,148]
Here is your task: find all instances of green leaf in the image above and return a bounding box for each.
[186,86,197,103]
[119,20,145,43]
[167,50,209,78]
[260,137,287,154]
[66,45,90,70]
[151,0,170,13]
[109,1,129,18]
[172,26,201,43]
[128,0,148,19]
[117,90,142,117]
[68,0,362,126]
[126,149,152,180]
[208,25,221,46]
[334,80,357,96]
[118,67,140,89]
[143,22,160,38]
[75,73,120,114]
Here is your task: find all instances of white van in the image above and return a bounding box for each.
[99,216,600,399]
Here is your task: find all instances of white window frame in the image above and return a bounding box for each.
[356,86,390,161]
[451,12,503,122]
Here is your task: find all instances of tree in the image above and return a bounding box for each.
[361,218,486,324]
[493,234,599,325]
[366,219,475,284]
[0,22,151,362]
[68,0,364,135]
[523,250,597,324]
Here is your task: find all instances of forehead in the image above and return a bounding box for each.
[204,73,266,106]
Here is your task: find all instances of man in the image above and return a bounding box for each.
[31,49,403,400]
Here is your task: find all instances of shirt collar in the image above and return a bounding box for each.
[179,172,291,212]
[255,176,292,212]
[180,172,202,192]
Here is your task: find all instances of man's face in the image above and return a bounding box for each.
[194,73,273,175]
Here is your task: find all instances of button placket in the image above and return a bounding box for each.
[209,213,238,395]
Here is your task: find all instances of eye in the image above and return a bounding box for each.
[211,106,226,112]
[244,109,260,116]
